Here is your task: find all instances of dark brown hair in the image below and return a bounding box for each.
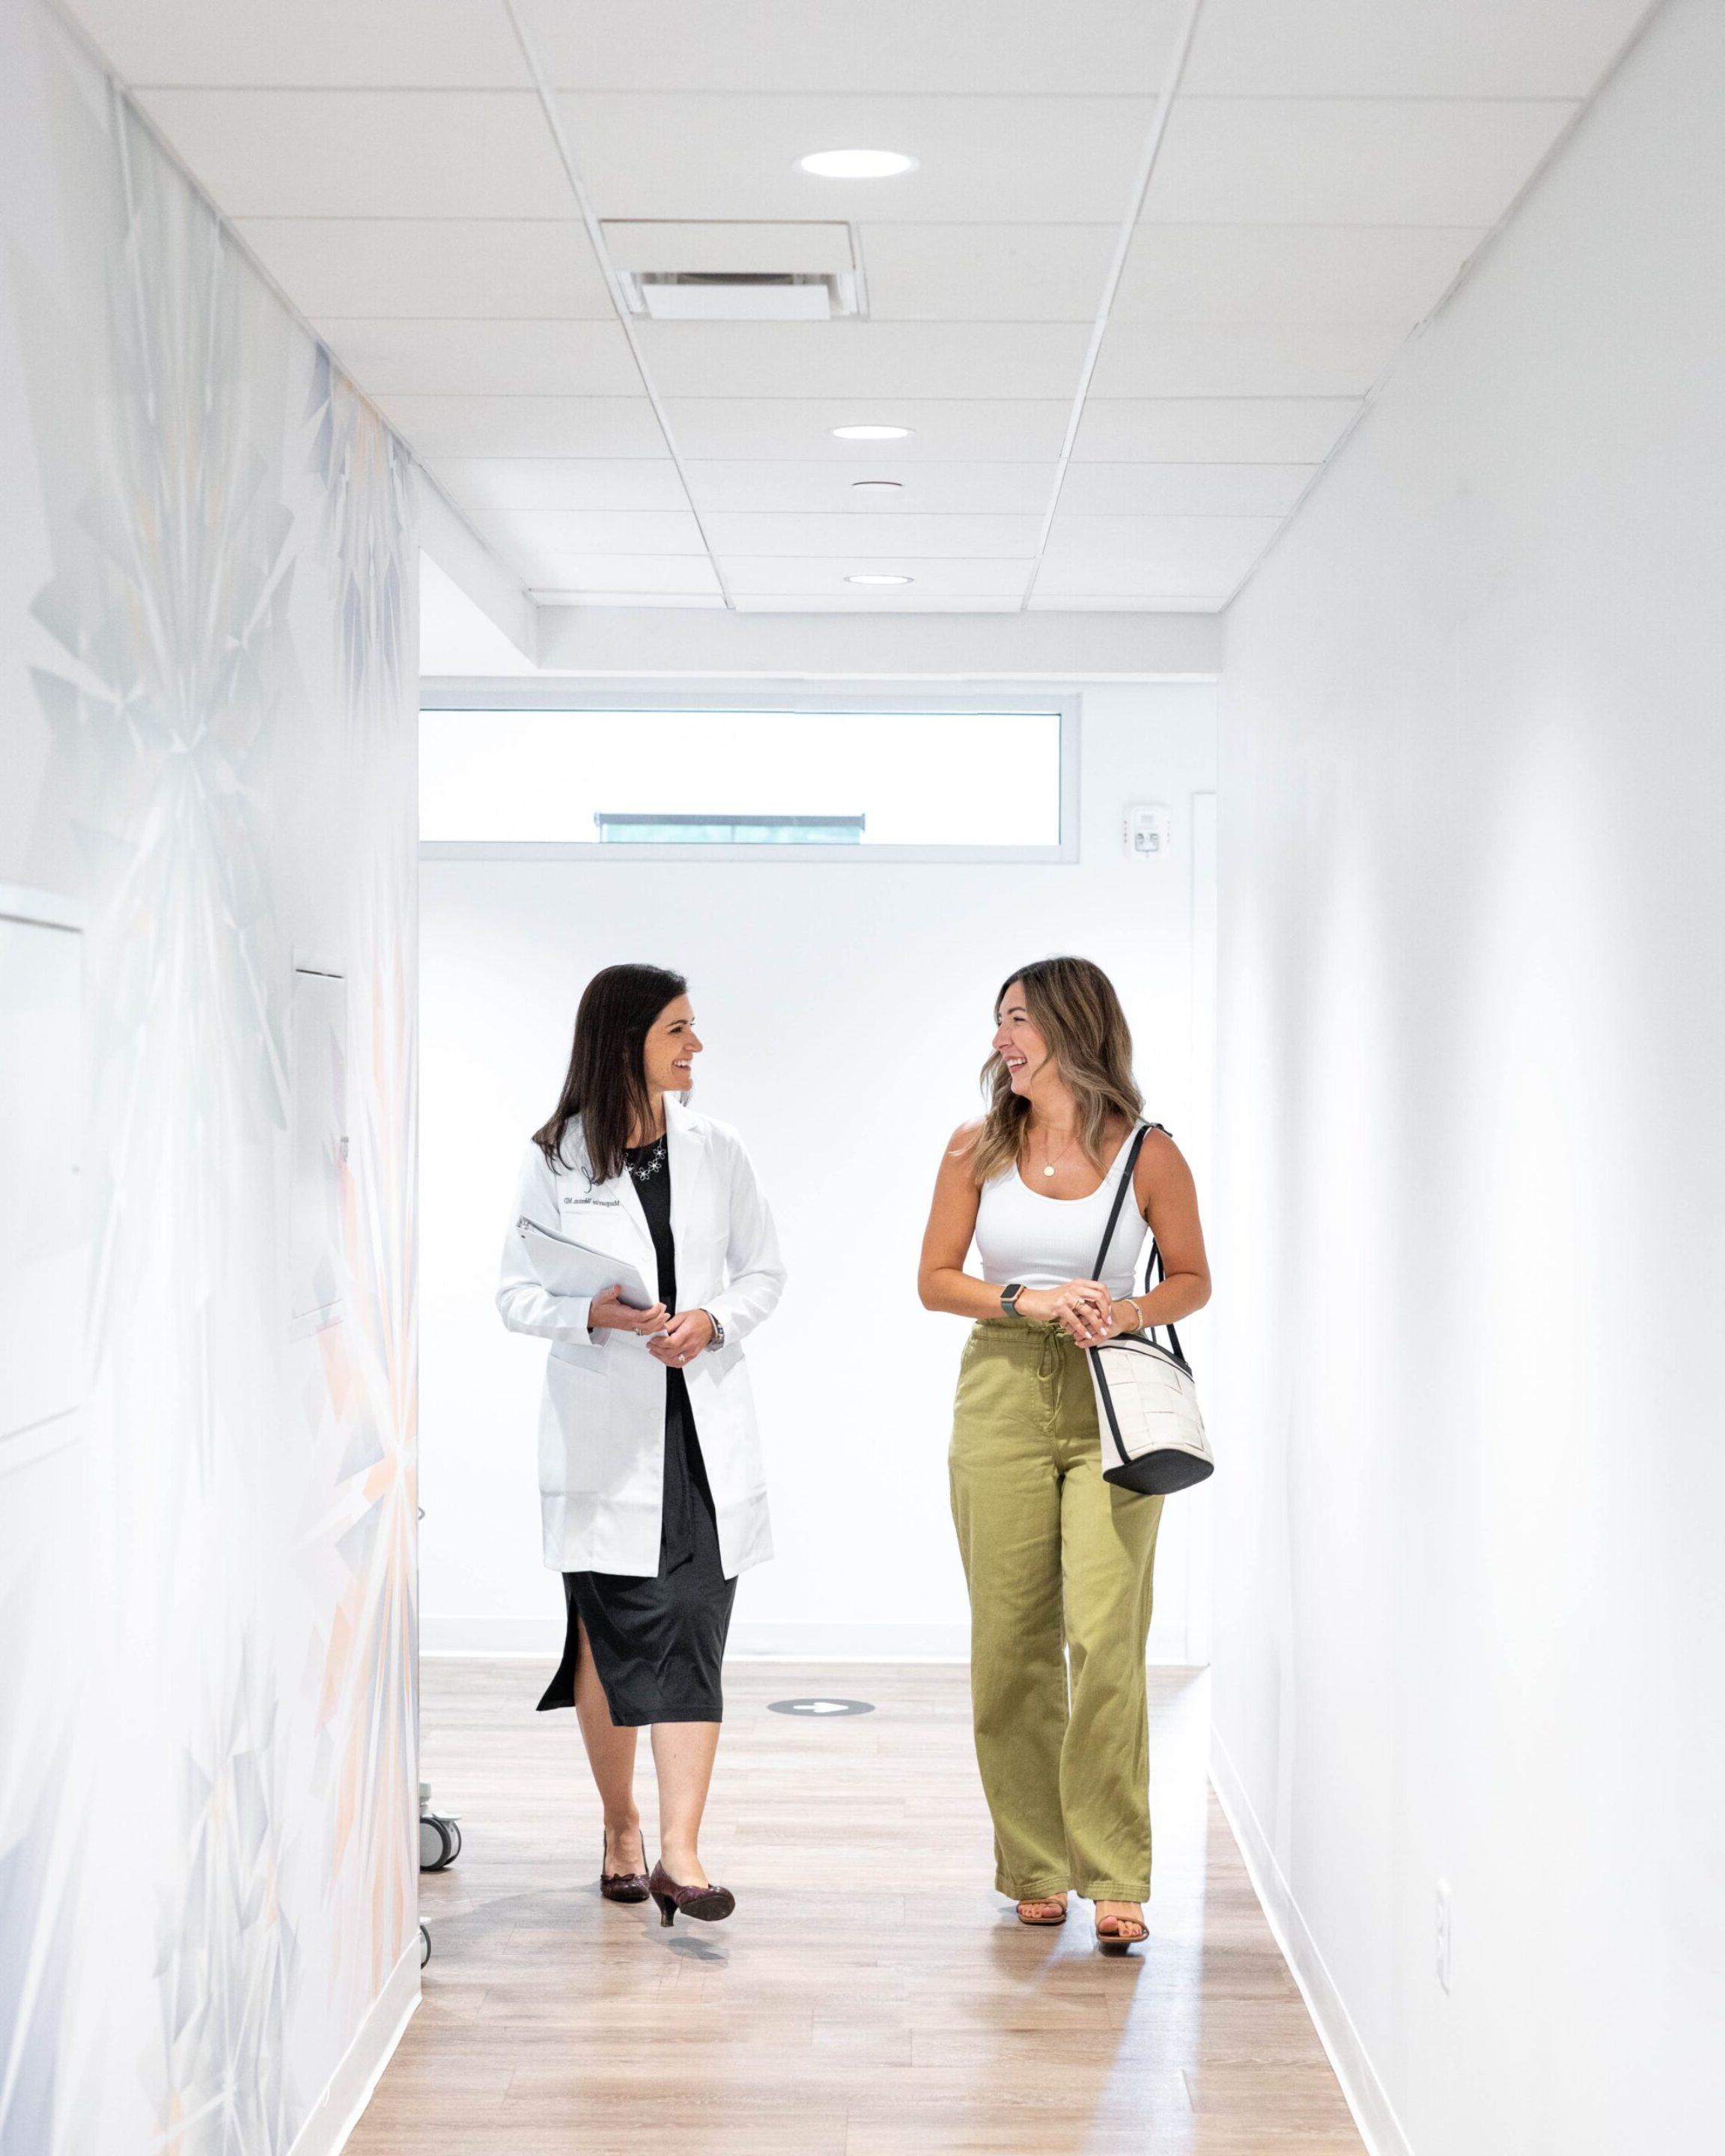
[968,955,1143,1185]
[535,963,689,1184]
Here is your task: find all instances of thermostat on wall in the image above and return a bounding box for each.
[1125,803,1171,858]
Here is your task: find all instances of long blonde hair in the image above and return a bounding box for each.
[967,956,1143,1186]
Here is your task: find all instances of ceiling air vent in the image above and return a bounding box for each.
[602,221,866,321]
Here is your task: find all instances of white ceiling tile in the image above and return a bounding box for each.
[722,558,1032,599]
[234,219,612,320]
[374,395,667,458]
[860,225,1118,322]
[1146,98,1578,228]
[1032,558,1258,600]
[66,0,531,86]
[681,462,1056,514]
[529,555,724,596]
[633,321,1089,401]
[469,509,710,557]
[133,90,572,218]
[664,399,1073,462]
[1090,322,1408,398]
[519,0,1185,94]
[1182,0,1655,98]
[602,221,856,274]
[1044,514,1283,564]
[431,459,689,511]
[311,317,639,396]
[1112,224,1483,326]
[1056,463,1315,516]
[556,93,1157,224]
[1073,398,1360,463]
[702,512,1041,558]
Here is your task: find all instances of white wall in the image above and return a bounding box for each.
[1211,3,1725,2151]
[0,9,419,2152]
[420,682,1217,1662]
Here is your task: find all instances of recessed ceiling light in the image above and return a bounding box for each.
[851,479,903,493]
[798,148,919,180]
[832,424,912,442]
[846,573,913,586]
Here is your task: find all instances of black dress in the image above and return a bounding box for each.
[535,1134,736,1726]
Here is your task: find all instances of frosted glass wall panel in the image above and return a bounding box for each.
[0,901,84,1463]
[290,967,347,1331]
[0,7,419,2149]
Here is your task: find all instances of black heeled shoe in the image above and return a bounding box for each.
[600,1828,650,1904]
[649,1858,735,1927]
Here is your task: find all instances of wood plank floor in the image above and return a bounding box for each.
[350,1660,1365,2156]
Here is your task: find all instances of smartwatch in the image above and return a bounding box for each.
[1000,1282,1026,1318]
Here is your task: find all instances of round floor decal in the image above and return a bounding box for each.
[767,1697,876,1717]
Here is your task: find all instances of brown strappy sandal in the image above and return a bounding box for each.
[1015,1892,1069,1926]
[1094,1902,1148,1955]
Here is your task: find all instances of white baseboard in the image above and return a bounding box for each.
[1209,1728,1414,2156]
[285,1936,420,2156]
[421,1613,1202,1666]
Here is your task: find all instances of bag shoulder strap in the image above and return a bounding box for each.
[1089,1121,1151,1280]
[1094,1121,1192,1371]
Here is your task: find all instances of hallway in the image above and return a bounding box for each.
[358,1662,1363,2155]
[7,4,1723,2152]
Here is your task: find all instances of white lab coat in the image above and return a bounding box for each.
[496,1100,787,1578]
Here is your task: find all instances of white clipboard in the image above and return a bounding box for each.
[517,1218,656,1311]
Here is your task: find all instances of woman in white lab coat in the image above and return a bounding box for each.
[497,963,785,1925]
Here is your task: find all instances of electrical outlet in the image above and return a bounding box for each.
[1435,1881,1452,1993]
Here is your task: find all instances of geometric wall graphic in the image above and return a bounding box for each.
[0,891,85,1471]
[292,963,350,1336]
[0,5,419,2150]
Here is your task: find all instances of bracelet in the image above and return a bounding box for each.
[1119,1298,1146,1334]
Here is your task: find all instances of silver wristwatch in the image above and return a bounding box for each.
[705,1312,727,1350]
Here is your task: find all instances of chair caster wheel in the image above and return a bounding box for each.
[419,1812,461,1872]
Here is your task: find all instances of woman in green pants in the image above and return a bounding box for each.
[917,956,1211,1952]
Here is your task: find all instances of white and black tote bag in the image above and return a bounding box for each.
[1086,1123,1214,1496]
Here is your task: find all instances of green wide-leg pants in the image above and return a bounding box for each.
[949,1318,1164,1901]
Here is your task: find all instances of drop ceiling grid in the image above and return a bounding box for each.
[506,6,1622,607]
[515,10,1197,608]
[69,0,1665,612]
[497,0,751,609]
[1056,0,1660,609]
[1026,4,1655,610]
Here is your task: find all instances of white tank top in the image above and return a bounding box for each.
[974,1127,1149,1297]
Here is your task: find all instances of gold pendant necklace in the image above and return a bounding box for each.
[1034,1124,1079,1179]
